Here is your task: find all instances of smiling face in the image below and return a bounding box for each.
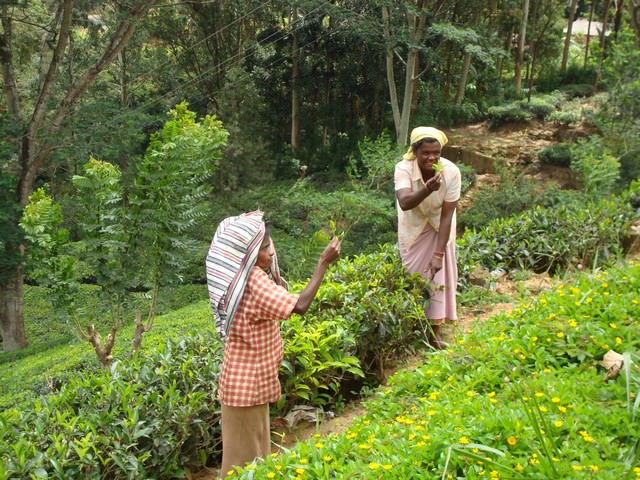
[414,140,442,176]
[256,232,274,269]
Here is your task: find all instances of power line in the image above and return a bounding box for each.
[125,0,273,90]
[122,1,329,119]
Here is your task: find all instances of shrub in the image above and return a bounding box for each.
[0,334,223,479]
[457,185,639,287]
[545,110,580,126]
[280,243,428,410]
[538,143,574,167]
[520,98,556,120]
[458,163,476,195]
[458,169,563,233]
[560,83,597,99]
[487,103,533,128]
[570,136,621,195]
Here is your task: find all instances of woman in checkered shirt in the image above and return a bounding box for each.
[207,212,340,478]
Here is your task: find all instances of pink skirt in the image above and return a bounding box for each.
[399,224,458,324]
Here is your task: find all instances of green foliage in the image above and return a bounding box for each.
[218,180,397,281]
[0,175,23,284]
[347,131,403,190]
[280,244,427,410]
[128,102,228,289]
[214,65,271,191]
[20,104,228,362]
[596,30,640,190]
[487,103,534,128]
[235,261,640,479]
[458,163,476,195]
[570,136,621,195]
[545,110,579,126]
[560,83,597,99]
[0,334,222,479]
[457,187,638,287]
[415,101,484,128]
[458,168,563,233]
[538,143,573,167]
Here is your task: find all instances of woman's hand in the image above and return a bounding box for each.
[320,237,341,266]
[425,173,442,193]
[428,253,443,279]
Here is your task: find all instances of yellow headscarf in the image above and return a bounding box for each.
[403,127,448,160]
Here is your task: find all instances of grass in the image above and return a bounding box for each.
[0,286,211,409]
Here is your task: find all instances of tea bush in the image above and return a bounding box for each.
[457,168,564,233]
[0,334,223,479]
[545,110,580,126]
[457,183,639,287]
[280,244,428,409]
[538,143,573,167]
[234,260,640,479]
[0,245,430,478]
[487,103,533,129]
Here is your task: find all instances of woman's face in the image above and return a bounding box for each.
[256,233,274,269]
[414,141,441,174]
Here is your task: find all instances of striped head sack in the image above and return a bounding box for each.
[205,210,265,341]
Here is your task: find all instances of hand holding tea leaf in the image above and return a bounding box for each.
[432,159,444,173]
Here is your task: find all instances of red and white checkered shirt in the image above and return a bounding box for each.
[218,266,299,407]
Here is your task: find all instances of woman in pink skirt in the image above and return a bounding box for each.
[394,127,461,349]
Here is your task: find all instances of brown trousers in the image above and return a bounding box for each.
[219,403,270,478]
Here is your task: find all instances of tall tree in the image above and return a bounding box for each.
[382,0,445,145]
[0,0,158,352]
[514,0,530,94]
[561,0,579,72]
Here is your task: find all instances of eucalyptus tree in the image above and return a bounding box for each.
[514,0,530,94]
[561,0,579,73]
[0,0,158,351]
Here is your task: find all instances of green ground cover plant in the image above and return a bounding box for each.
[233,260,640,479]
[0,245,428,477]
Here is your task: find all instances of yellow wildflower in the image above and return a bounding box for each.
[609,323,617,329]
[295,468,304,475]
[551,396,560,403]
[507,436,517,446]
[572,465,584,472]
[383,464,393,471]
[459,436,470,445]
[267,473,275,479]
[590,465,599,472]
[515,463,524,472]
[616,337,623,344]
[554,420,563,427]
[368,462,380,470]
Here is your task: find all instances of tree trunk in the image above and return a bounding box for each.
[382,5,401,137]
[630,0,640,46]
[613,0,625,40]
[290,7,300,152]
[514,0,530,95]
[0,273,27,351]
[454,51,472,105]
[561,0,579,73]
[584,0,598,67]
[443,52,453,103]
